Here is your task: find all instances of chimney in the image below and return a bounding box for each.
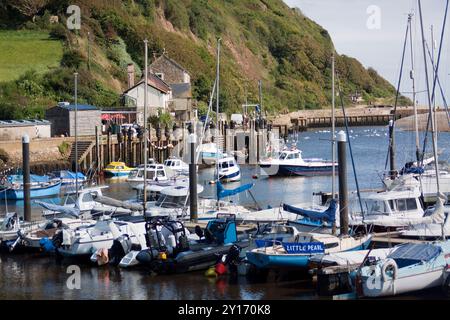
[127,63,135,89]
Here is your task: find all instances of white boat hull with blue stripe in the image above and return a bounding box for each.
[218,156,241,182]
[259,148,337,177]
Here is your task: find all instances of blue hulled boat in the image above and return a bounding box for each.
[1,174,61,200]
[246,232,372,269]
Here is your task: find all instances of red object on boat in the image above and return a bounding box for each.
[215,262,227,275]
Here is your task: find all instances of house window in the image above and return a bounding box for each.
[155,73,164,80]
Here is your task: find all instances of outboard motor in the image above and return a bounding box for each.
[51,230,64,248]
[224,244,242,275]
[194,225,204,240]
[108,234,133,266]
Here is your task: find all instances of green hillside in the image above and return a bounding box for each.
[0,0,408,120]
[0,30,63,82]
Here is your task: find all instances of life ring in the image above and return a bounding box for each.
[381,258,398,282]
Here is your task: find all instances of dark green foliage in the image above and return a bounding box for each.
[49,23,67,40]
[136,0,156,20]
[193,75,213,102]
[61,50,83,69]
[163,0,189,30]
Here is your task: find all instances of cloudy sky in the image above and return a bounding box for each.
[284,0,450,106]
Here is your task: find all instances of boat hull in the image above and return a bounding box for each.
[219,170,241,182]
[246,238,371,269]
[361,267,445,297]
[260,164,336,176]
[104,171,131,177]
[2,182,61,200]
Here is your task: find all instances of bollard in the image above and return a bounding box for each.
[337,131,348,236]
[188,132,198,222]
[22,135,31,222]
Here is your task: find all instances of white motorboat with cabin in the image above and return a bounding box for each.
[126,163,169,187]
[46,216,148,258]
[348,186,425,229]
[218,156,241,182]
[259,148,337,177]
[164,157,189,176]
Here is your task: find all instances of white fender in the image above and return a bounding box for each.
[381,258,398,282]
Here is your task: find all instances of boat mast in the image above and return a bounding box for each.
[431,25,438,147]
[385,14,410,177]
[331,54,336,199]
[418,0,440,192]
[74,72,78,196]
[143,39,148,211]
[408,13,420,163]
[216,37,221,209]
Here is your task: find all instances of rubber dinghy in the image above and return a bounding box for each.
[136,214,250,274]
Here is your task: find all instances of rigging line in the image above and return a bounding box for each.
[196,78,217,165]
[419,0,449,168]
[400,90,428,94]
[418,0,442,192]
[425,42,450,128]
[385,15,410,171]
[336,72,365,223]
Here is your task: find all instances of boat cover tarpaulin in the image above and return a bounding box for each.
[94,195,144,212]
[8,174,50,183]
[388,243,442,262]
[282,199,337,222]
[35,201,80,218]
[60,171,86,179]
[217,181,253,199]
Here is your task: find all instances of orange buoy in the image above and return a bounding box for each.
[215,262,227,275]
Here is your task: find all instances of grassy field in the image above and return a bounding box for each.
[0,30,63,82]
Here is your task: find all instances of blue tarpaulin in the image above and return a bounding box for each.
[282,199,337,223]
[388,243,442,262]
[217,181,254,199]
[8,174,50,183]
[59,170,86,179]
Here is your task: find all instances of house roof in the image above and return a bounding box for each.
[0,119,51,127]
[59,104,99,111]
[170,83,192,98]
[151,53,189,75]
[123,72,171,95]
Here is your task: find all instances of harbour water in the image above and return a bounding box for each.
[1,126,450,299]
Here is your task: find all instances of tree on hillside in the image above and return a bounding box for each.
[8,0,49,21]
